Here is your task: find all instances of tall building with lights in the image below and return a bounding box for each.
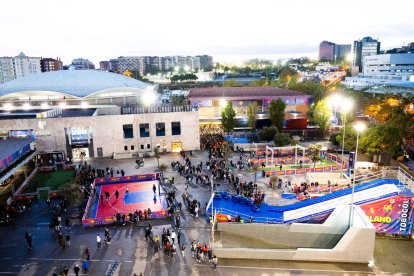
[352,37,381,73]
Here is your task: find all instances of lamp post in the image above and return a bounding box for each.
[340,98,353,178]
[350,122,366,226]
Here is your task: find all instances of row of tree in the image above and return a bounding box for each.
[170,73,198,83]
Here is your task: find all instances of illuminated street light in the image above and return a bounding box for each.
[23,103,31,110]
[143,88,157,106]
[3,103,13,111]
[350,121,366,226]
[219,98,227,107]
[339,97,353,178]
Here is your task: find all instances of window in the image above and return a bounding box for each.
[147,144,151,149]
[139,123,150,137]
[156,122,165,136]
[124,145,128,151]
[171,121,181,135]
[123,124,133,139]
[141,145,144,150]
[131,145,135,150]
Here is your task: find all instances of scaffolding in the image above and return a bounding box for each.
[265,145,306,166]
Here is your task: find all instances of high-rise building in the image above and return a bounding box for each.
[352,37,381,73]
[99,61,110,71]
[0,52,41,84]
[109,59,119,72]
[117,56,141,73]
[319,41,336,61]
[334,44,351,61]
[197,55,213,71]
[40,57,63,72]
[70,58,95,70]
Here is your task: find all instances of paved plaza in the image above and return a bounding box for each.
[0,151,412,275]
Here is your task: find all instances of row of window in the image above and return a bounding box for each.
[123,122,181,139]
[124,144,151,151]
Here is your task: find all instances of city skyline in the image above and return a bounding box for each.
[1,0,413,65]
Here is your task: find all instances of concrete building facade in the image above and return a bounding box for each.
[0,52,41,84]
[0,108,200,159]
[40,58,63,72]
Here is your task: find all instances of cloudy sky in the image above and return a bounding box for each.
[0,0,413,65]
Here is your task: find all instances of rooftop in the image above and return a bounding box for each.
[0,70,154,99]
[189,86,308,98]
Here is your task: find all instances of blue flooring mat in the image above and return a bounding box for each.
[124,191,156,204]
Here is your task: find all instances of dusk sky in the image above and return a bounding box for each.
[1,0,413,65]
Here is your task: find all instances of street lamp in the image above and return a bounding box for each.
[339,98,353,178]
[350,121,366,226]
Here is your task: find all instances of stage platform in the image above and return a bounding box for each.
[82,174,168,226]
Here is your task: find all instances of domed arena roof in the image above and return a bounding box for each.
[0,70,155,99]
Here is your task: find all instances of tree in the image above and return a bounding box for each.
[269,99,286,131]
[159,163,168,184]
[307,144,322,168]
[221,101,236,134]
[222,79,243,87]
[247,102,257,131]
[270,175,278,190]
[154,147,160,168]
[278,67,299,83]
[313,97,331,136]
[274,133,292,147]
[251,164,260,189]
[258,126,278,141]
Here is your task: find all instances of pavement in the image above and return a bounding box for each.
[0,150,412,275]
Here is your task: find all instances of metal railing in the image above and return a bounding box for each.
[122,105,197,114]
[210,207,284,224]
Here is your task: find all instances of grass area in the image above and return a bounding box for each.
[251,158,339,172]
[25,170,75,193]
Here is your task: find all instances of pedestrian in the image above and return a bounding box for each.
[171,230,176,244]
[46,197,51,208]
[212,255,218,270]
[177,231,181,245]
[73,264,80,276]
[104,227,109,240]
[106,234,111,244]
[154,236,160,254]
[25,231,32,250]
[152,184,156,194]
[115,190,119,200]
[180,243,186,258]
[65,233,71,246]
[191,241,196,258]
[65,217,70,229]
[125,186,129,196]
[97,234,101,248]
[63,266,69,276]
[84,248,90,261]
[82,260,89,273]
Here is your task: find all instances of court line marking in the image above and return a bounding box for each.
[194,264,379,274]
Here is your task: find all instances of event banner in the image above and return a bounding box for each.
[360,196,414,236]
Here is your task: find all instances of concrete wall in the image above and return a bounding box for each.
[217,205,350,248]
[214,206,376,263]
[0,111,200,158]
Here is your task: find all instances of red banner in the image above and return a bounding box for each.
[360,195,414,236]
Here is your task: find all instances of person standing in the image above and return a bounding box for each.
[115,190,119,200]
[25,231,32,250]
[97,234,101,248]
[62,266,69,276]
[65,233,71,247]
[177,231,181,245]
[153,236,160,254]
[82,260,89,274]
[73,264,80,276]
[171,230,176,244]
[152,184,156,194]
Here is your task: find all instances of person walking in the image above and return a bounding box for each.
[25,231,32,250]
[97,234,101,248]
[153,236,160,254]
[73,264,80,276]
[115,190,119,200]
[180,243,186,258]
[152,184,156,194]
[171,230,176,244]
[177,231,181,245]
[212,255,218,270]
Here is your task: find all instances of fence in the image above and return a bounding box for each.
[122,105,196,114]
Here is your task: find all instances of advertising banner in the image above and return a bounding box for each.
[360,196,414,236]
